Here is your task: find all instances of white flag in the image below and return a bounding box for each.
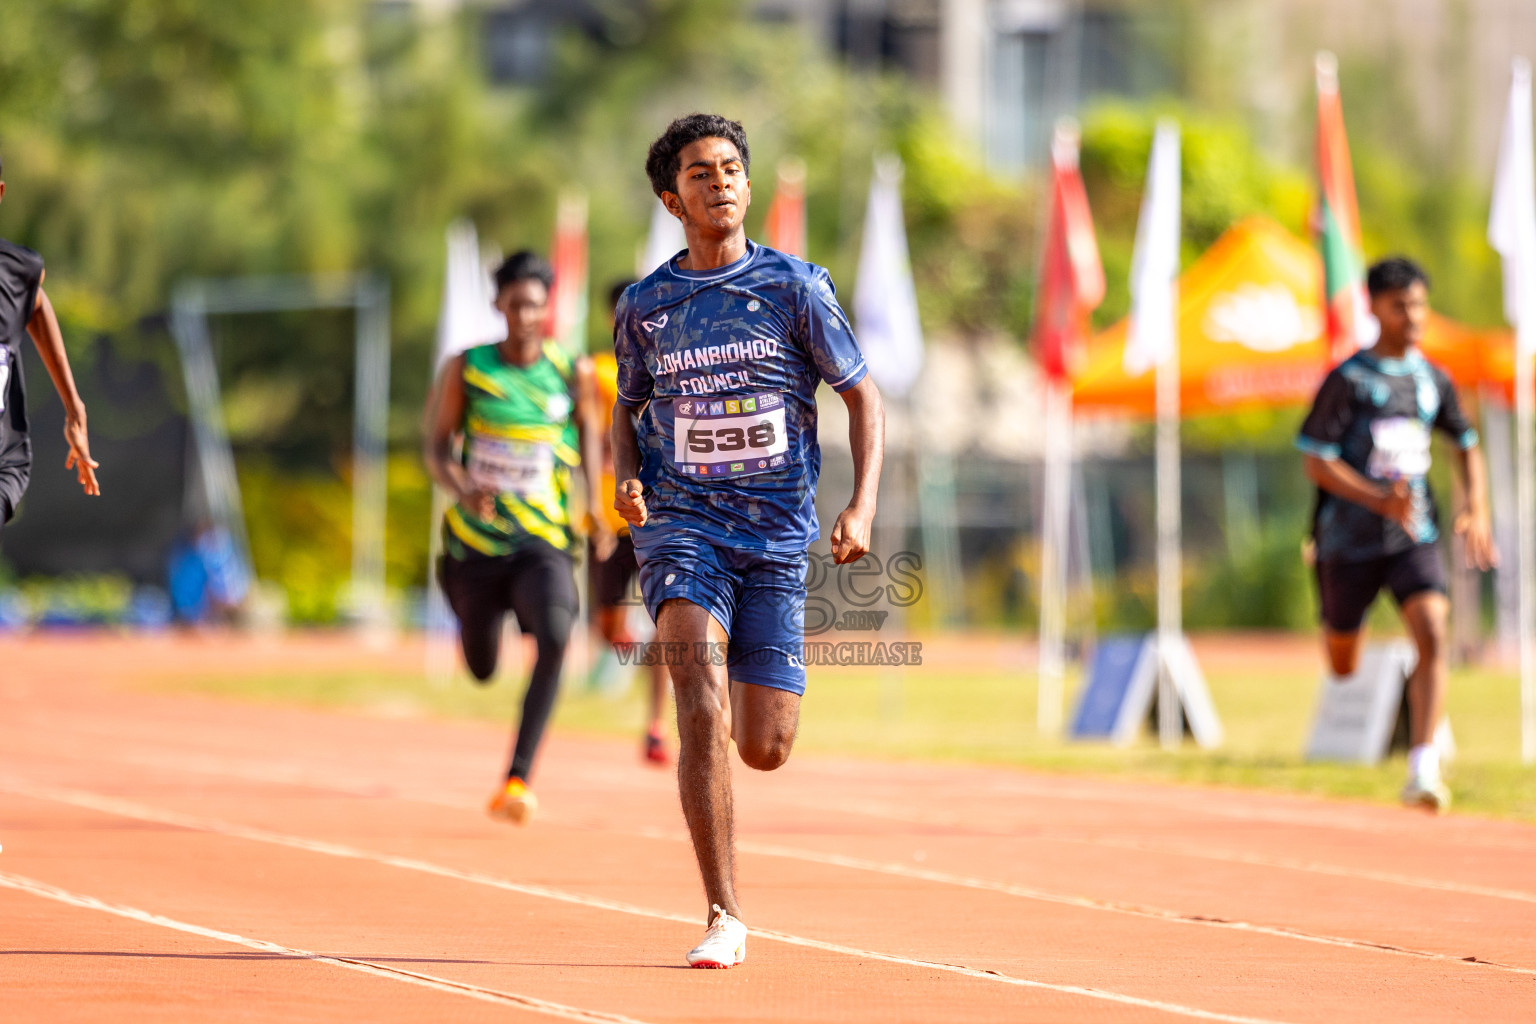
[854,156,924,398]
[434,219,504,369]
[1123,121,1182,377]
[1490,59,1536,356]
[637,199,687,277]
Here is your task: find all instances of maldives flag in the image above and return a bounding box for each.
[1033,124,1105,382]
[1315,52,1377,360]
[764,158,807,257]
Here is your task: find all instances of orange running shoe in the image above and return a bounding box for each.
[487,777,537,825]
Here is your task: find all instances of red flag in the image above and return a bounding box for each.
[1314,52,1375,361]
[1033,125,1105,382]
[547,190,589,353]
[764,158,807,258]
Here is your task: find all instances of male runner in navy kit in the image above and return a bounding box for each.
[611,114,884,967]
[1297,256,1496,813]
[0,152,99,533]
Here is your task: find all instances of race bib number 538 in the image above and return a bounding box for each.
[672,392,789,479]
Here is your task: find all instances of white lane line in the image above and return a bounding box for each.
[720,837,1536,976]
[17,749,1536,973]
[30,721,1536,853]
[0,779,1291,1024]
[0,870,653,1024]
[812,796,1536,906]
[1051,833,1536,907]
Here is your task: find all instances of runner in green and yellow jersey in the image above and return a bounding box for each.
[424,250,614,825]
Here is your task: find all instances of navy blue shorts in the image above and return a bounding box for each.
[635,531,807,695]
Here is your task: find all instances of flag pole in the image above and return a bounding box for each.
[1038,377,1072,735]
[1154,256,1182,748]
[1129,120,1185,750]
[1520,62,1536,766]
[1518,292,1535,764]
[1033,120,1103,736]
[1491,57,1536,764]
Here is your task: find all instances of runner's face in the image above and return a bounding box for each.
[1369,281,1428,351]
[495,279,549,347]
[665,138,750,236]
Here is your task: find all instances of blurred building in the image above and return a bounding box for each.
[766,0,1536,177]
[758,0,1174,173]
[405,0,1536,175]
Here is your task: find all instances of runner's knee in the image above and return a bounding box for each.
[1412,617,1445,663]
[1325,633,1361,677]
[460,625,500,682]
[737,727,793,771]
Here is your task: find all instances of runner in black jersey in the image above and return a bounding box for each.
[0,153,99,533]
[1297,257,1496,813]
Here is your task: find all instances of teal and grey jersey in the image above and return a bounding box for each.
[1297,349,1477,562]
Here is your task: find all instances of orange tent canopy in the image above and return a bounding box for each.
[1071,216,1510,417]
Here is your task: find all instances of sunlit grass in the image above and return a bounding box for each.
[155,636,1536,823]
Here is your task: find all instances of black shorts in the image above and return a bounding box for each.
[0,431,31,527]
[1315,543,1447,633]
[437,538,579,627]
[588,531,641,609]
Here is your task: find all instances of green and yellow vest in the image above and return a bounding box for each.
[443,341,580,558]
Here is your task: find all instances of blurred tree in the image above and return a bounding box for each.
[0,0,1507,624]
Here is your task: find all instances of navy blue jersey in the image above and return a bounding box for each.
[615,241,867,553]
[1296,348,1477,562]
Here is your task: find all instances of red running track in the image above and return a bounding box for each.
[0,633,1533,1023]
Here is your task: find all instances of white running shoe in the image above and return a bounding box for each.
[686,905,746,969]
[1401,775,1451,814]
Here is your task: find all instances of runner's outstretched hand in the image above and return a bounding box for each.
[1453,508,1498,571]
[830,504,873,565]
[616,478,648,528]
[63,412,100,496]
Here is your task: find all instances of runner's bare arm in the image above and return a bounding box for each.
[1303,454,1413,533]
[422,353,494,520]
[575,356,617,558]
[611,400,647,527]
[829,376,884,565]
[25,280,99,496]
[1451,444,1497,570]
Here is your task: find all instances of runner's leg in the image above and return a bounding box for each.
[659,597,740,920]
[1316,556,1386,678]
[1399,591,1449,747]
[647,660,670,737]
[724,550,805,770]
[729,683,799,771]
[504,544,578,782]
[1323,629,1365,677]
[439,556,506,683]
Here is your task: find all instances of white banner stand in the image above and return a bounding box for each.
[1306,639,1455,763]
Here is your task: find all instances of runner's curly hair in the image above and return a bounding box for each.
[645,114,750,199]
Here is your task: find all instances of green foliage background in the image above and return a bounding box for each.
[0,0,1510,626]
